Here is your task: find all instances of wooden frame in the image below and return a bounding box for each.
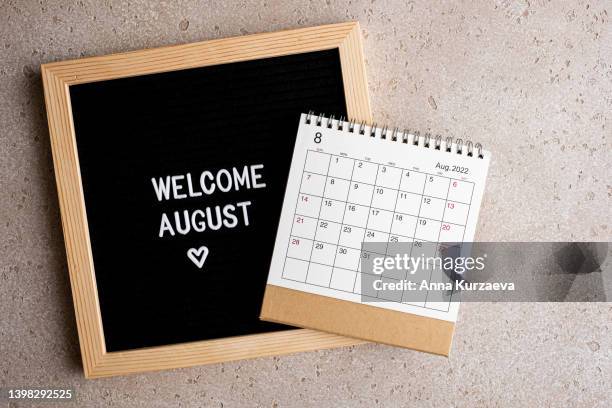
[41,22,371,379]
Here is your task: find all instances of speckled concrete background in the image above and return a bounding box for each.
[1,0,611,407]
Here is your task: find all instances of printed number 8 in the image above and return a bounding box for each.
[314,132,322,144]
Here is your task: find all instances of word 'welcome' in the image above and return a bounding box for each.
[151,164,266,201]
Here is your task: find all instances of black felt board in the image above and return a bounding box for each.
[69,49,348,352]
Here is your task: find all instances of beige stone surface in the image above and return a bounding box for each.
[1,0,610,406]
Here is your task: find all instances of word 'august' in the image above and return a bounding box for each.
[151,164,266,238]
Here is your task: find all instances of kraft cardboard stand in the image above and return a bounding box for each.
[261,283,455,356]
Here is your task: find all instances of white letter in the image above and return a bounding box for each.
[236,201,252,226]
[171,175,187,199]
[409,256,421,275]
[191,209,206,232]
[199,171,215,194]
[151,176,172,201]
[174,210,191,235]
[373,279,383,290]
[232,166,250,190]
[205,206,223,230]
[222,204,238,228]
[476,256,486,270]
[158,213,175,237]
[373,257,384,274]
[186,173,202,197]
[216,169,232,192]
[250,164,266,188]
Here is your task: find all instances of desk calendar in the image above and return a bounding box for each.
[262,113,491,352]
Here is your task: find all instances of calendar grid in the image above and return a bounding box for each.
[355,162,379,278]
[303,153,333,285]
[383,169,404,256]
[446,182,478,306]
[283,150,475,312]
[330,159,357,289]
[296,169,474,205]
[289,232,436,256]
[423,178,452,309]
[281,147,312,282]
[371,166,401,299]
[295,165,476,185]
[295,199,471,228]
[398,169,430,304]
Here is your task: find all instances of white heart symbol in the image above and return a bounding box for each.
[187,246,209,269]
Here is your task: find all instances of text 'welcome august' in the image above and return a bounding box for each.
[151,164,266,238]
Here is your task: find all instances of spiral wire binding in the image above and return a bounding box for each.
[305,111,484,159]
